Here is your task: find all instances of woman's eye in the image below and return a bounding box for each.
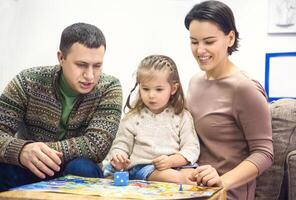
[205,41,215,45]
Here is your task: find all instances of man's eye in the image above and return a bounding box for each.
[77,63,87,68]
[94,65,101,69]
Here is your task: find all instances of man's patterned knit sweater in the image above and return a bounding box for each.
[0,65,122,166]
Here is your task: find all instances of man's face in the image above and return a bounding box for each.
[58,42,105,94]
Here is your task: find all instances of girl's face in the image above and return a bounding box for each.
[139,71,178,114]
[189,20,235,76]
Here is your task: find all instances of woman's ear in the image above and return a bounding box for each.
[227,30,235,47]
[171,83,179,95]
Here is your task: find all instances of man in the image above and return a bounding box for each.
[0,22,122,191]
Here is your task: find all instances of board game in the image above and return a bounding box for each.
[14,175,221,199]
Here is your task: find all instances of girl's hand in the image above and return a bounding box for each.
[190,165,223,187]
[111,154,130,170]
[152,155,172,170]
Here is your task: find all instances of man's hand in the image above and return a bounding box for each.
[152,155,172,171]
[111,154,130,171]
[20,142,63,179]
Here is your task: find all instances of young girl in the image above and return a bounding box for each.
[105,55,200,184]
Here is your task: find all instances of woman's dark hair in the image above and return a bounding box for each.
[185,0,239,55]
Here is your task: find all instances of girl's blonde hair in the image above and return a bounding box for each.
[124,55,185,115]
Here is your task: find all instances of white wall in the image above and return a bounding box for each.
[0,0,295,102]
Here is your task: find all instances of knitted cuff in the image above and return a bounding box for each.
[5,139,31,166]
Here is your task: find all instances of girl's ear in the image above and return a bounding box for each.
[171,83,179,95]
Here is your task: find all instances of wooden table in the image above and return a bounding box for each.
[0,189,226,200]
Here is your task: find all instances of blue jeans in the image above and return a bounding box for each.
[128,164,155,180]
[0,158,103,191]
[127,163,199,180]
[103,163,155,180]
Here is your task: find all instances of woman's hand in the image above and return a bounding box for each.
[111,153,130,170]
[191,165,223,187]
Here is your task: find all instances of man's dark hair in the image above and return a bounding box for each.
[185,0,239,55]
[59,22,106,57]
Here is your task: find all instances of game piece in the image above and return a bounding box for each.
[114,171,129,186]
[179,183,183,191]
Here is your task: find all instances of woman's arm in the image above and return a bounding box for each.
[221,160,258,190]
[192,160,257,190]
[218,80,274,190]
[192,80,273,190]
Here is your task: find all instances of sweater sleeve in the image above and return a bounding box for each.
[109,116,135,159]
[178,110,200,164]
[0,73,32,165]
[234,80,273,175]
[46,76,123,164]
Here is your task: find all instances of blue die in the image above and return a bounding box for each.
[114,171,129,186]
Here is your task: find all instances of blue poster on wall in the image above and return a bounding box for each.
[265,52,296,102]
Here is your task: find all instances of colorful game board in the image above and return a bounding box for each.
[14,175,221,199]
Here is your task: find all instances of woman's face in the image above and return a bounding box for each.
[188,20,234,74]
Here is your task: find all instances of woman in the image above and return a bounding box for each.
[184,1,273,199]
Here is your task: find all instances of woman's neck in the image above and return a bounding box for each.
[205,59,237,80]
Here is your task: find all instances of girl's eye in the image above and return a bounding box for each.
[156,88,163,92]
[142,88,149,91]
[191,41,198,45]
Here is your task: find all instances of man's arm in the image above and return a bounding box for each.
[0,74,63,179]
[0,75,30,165]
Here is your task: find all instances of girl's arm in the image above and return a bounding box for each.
[109,117,135,163]
[153,110,201,170]
[178,111,200,165]
[152,153,188,170]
